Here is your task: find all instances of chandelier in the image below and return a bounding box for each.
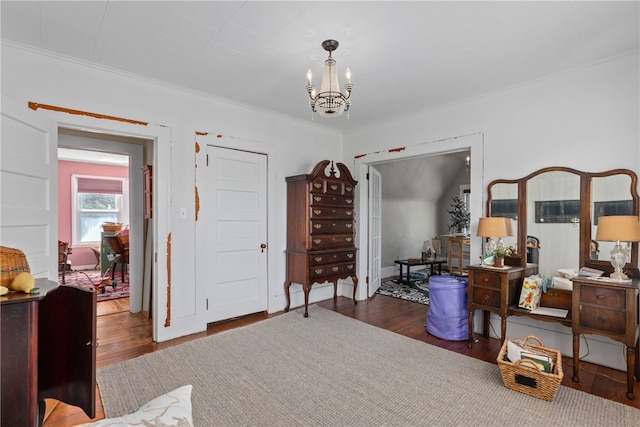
[306,39,352,118]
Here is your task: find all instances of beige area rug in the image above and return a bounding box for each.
[96,306,640,426]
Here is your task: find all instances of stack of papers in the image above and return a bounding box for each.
[506,340,555,373]
[529,307,569,318]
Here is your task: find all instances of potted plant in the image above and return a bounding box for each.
[447,195,470,235]
[493,246,509,267]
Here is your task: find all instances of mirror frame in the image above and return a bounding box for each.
[487,166,639,275]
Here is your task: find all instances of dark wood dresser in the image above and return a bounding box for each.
[572,276,640,399]
[1,279,96,426]
[284,160,358,317]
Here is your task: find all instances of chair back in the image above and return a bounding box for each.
[104,235,126,254]
[58,241,70,263]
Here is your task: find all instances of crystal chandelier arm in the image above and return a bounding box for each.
[307,85,316,101]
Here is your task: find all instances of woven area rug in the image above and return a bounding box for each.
[376,278,430,305]
[61,269,129,302]
[95,306,640,426]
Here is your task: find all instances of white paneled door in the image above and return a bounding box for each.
[1,97,58,278]
[205,146,268,323]
[368,165,382,296]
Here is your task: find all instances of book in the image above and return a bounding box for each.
[521,351,554,373]
[578,266,605,277]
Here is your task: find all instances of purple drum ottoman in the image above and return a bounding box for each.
[426,275,468,341]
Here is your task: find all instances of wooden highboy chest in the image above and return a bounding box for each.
[284,160,358,317]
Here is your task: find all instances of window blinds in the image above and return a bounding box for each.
[76,177,123,194]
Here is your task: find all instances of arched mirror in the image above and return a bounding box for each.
[586,170,639,272]
[487,180,519,255]
[487,167,639,278]
[526,170,581,278]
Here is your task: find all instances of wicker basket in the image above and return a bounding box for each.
[497,335,563,401]
[102,223,123,232]
[0,246,31,287]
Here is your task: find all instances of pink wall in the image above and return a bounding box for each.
[58,160,129,268]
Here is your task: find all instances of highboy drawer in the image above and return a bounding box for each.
[580,285,625,309]
[310,206,354,219]
[310,235,354,250]
[310,194,354,207]
[310,220,354,235]
[310,252,356,265]
[310,262,346,279]
[310,180,325,192]
[324,180,344,195]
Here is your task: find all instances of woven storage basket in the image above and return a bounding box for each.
[0,246,30,287]
[102,223,123,232]
[497,335,563,401]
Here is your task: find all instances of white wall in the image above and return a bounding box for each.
[344,53,640,371]
[1,43,346,341]
[344,53,639,177]
[3,42,639,366]
[381,198,436,266]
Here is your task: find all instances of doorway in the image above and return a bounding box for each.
[58,146,131,313]
[57,129,151,322]
[353,133,484,303]
[2,98,180,341]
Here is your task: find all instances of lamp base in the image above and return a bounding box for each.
[610,271,629,281]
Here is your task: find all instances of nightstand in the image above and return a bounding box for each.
[467,264,537,347]
[571,276,640,399]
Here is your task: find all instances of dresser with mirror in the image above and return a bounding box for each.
[473,166,639,398]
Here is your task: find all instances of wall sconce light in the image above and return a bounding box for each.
[465,155,470,173]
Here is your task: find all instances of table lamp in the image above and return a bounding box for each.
[595,215,640,280]
[497,218,515,252]
[421,240,433,261]
[476,217,509,264]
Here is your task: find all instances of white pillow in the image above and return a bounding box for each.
[77,385,193,427]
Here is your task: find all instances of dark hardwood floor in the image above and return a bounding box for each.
[43,293,640,426]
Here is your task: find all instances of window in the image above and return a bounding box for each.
[534,200,580,223]
[72,175,129,246]
[593,200,633,225]
[491,199,518,220]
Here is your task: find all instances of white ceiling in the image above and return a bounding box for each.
[1,1,638,133]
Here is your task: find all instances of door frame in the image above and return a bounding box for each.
[352,133,485,302]
[27,106,172,342]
